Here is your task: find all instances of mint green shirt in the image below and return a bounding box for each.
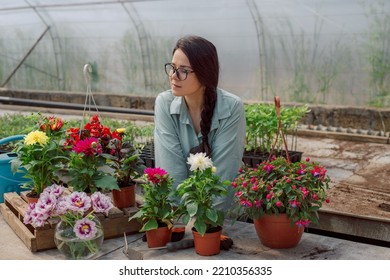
[154,88,246,210]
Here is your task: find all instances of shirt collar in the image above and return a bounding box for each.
[169,89,232,129]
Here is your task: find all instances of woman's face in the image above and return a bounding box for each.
[169,49,204,98]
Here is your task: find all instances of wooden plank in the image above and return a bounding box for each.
[100,207,142,239]
[0,203,37,252]
[34,227,56,251]
[310,208,390,242]
[4,192,27,218]
[1,191,142,252]
[297,129,389,144]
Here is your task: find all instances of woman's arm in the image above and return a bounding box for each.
[210,96,246,210]
[154,92,188,188]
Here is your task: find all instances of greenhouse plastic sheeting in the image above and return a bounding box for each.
[0,0,389,106]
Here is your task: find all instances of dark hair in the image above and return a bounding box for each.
[173,35,219,157]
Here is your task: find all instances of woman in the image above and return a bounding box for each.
[154,35,246,210]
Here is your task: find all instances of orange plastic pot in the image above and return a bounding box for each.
[192,226,222,256]
[112,185,135,209]
[146,226,172,248]
[254,213,304,249]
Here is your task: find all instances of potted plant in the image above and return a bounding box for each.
[176,152,231,256]
[244,103,309,167]
[63,115,119,193]
[129,167,178,248]
[104,128,146,209]
[23,183,113,259]
[11,114,67,202]
[232,156,330,248]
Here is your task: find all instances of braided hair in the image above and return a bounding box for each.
[173,35,219,157]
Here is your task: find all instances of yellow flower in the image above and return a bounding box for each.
[116,128,126,134]
[24,130,49,146]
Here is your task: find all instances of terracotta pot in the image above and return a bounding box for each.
[146,226,172,248]
[26,191,39,204]
[192,226,222,256]
[112,185,135,209]
[254,213,304,249]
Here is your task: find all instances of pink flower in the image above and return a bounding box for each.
[67,192,91,214]
[289,199,301,208]
[295,219,311,227]
[251,184,259,191]
[73,217,98,240]
[73,137,102,156]
[311,166,327,178]
[300,187,309,197]
[43,183,65,197]
[91,192,113,215]
[240,199,252,207]
[235,191,242,197]
[275,201,282,207]
[144,167,168,184]
[231,181,238,188]
[263,163,274,173]
[312,193,318,200]
[266,193,273,200]
[255,199,262,208]
[297,168,306,175]
[34,192,57,216]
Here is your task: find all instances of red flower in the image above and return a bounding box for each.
[263,163,275,173]
[73,137,102,156]
[311,165,327,178]
[144,167,168,184]
[39,116,64,132]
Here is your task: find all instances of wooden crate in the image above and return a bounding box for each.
[0,192,142,252]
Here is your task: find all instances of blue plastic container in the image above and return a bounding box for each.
[0,135,30,203]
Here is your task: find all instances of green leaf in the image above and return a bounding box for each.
[194,219,207,236]
[128,210,143,221]
[206,208,218,223]
[141,219,158,232]
[187,202,198,217]
[95,175,120,190]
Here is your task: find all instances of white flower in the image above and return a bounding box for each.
[187,152,213,171]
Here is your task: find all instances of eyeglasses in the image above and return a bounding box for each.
[164,63,194,81]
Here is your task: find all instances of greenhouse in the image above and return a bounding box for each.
[1,0,390,270]
[0,0,389,106]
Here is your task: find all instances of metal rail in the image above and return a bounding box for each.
[0,96,154,116]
